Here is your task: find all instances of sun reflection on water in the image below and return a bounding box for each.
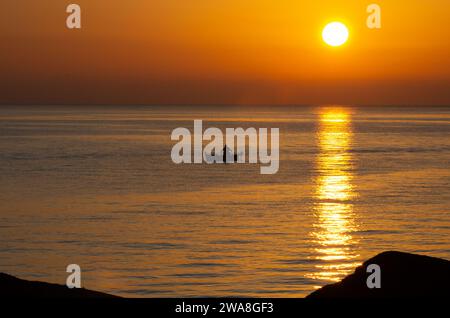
[309,108,360,283]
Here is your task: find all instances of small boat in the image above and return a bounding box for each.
[222,145,238,163]
[209,145,238,163]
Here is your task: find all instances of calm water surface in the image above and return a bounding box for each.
[0,105,449,297]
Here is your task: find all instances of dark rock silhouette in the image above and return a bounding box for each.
[1,251,449,298]
[307,251,450,298]
[0,273,118,298]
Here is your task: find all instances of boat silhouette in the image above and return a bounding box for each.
[209,145,239,163]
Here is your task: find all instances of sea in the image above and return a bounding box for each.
[0,105,449,297]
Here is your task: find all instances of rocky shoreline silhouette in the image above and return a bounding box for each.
[0,272,118,298]
[1,251,449,298]
[308,251,450,298]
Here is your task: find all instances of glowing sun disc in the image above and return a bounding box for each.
[322,22,349,47]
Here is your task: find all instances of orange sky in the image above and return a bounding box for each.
[1,0,449,105]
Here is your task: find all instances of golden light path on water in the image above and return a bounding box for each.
[308,109,360,284]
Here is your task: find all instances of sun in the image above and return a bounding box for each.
[322,22,349,47]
